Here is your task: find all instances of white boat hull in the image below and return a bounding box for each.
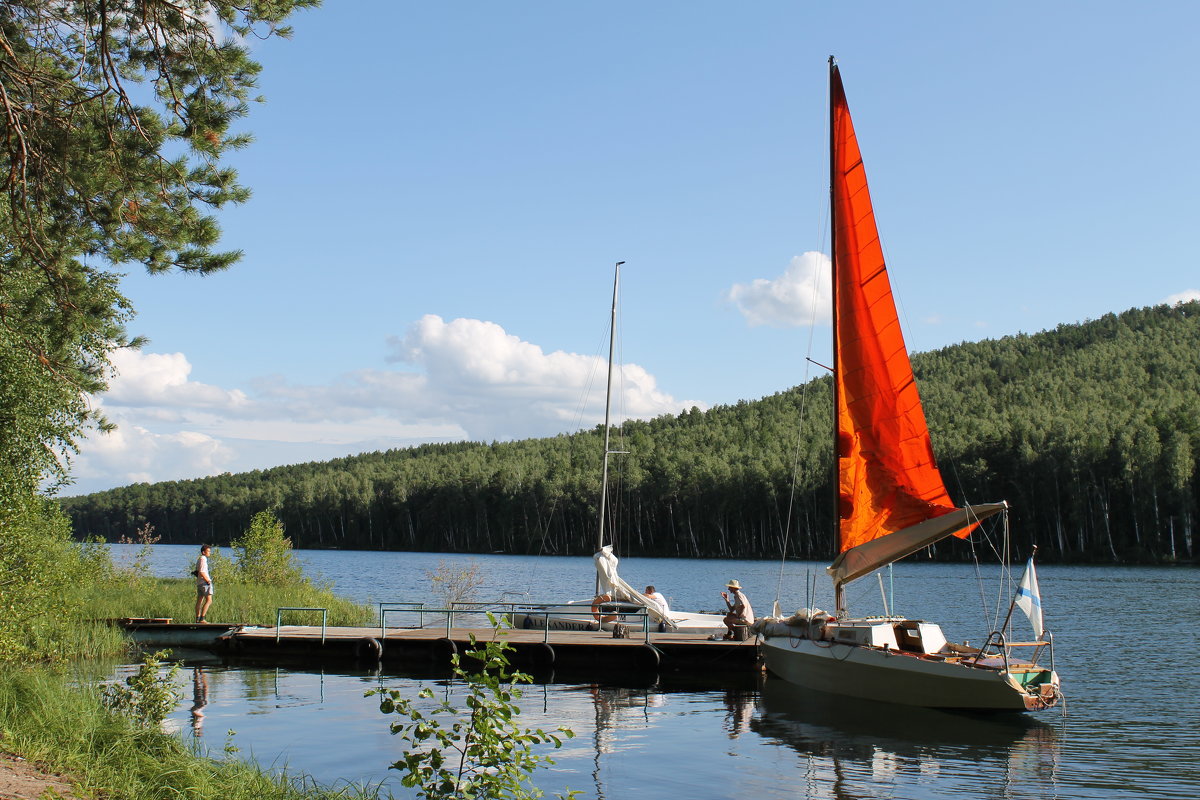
[513,602,727,635]
[761,635,1057,712]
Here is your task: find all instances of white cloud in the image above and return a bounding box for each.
[387,314,693,436]
[68,318,698,494]
[726,252,830,328]
[71,423,234,489]
[105,349,248,409]
[1164,289,1200,305]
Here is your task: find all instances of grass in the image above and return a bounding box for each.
[1,536,382,799]
[84,576,374,628]
[3,571,380,799]
[0,667,380,800]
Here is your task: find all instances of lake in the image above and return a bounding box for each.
[112,545,1200,799]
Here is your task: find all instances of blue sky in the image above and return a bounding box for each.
[67,1,1200,495]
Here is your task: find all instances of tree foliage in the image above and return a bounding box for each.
[0,0,316,491]
[0,492,109,662]
[63,302,1200,564]
[0,0,315,663]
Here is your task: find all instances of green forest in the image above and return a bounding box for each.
[61,302,1199,564]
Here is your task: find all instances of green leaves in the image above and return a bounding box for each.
[229,509,305,586]
[102,649,182,729]
[0,0,315,497]
[370,615,578,800]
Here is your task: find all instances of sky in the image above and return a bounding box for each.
[65,1,1200,496]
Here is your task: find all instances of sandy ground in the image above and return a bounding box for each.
[0,752,82,799]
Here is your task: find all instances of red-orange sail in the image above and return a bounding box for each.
[829,63,964,557]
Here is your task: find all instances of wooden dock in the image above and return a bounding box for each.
[121,621,762,679]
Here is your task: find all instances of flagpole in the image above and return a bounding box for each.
[999,545,1038,638]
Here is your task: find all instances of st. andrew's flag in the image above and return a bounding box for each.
[1015,557,1044,639]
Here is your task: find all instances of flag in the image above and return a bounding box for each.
[1015,557,1044,639]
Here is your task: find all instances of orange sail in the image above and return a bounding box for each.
[829,63,964,557]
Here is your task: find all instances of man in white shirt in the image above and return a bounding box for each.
[194,545,213,623]
[644,585,669,615]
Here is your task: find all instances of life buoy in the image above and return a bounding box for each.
[355,637,382,662]
[591,594,616,624]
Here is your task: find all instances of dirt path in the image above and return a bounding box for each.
[0,752,83,799]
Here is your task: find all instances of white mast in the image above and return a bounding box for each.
[597,261,624,563]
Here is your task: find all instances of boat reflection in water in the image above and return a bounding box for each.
[752,678,1061,799]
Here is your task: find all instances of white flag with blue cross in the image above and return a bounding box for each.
[1015,556,1044,639]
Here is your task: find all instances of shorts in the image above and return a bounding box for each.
[196,582,214,597]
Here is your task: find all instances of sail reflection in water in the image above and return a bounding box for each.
[753,679,1061,799]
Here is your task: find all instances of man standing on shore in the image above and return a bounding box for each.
[195,545,213,623]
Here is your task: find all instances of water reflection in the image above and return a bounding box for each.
[753,678,1061,799]
[723,689,755,739]
[189,666,208,735]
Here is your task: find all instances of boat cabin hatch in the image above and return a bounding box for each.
[825,620,949,656]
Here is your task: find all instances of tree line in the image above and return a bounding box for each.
[61,302,1199,564]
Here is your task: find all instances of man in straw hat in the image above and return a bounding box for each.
[720,579,754,640]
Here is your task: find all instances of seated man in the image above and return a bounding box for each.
[721,579,754,640]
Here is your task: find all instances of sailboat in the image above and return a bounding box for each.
[513,262,727,635]
[758,60,1062,712]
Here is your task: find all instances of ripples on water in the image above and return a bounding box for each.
[113,545,1200,799]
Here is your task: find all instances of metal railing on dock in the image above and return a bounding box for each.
[373,599,657,644]
[276,607,328,644]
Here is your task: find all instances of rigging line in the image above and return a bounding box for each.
[613,289,630,553]
[526,283,613,579]
[950,460,1002,631]
[773,93,834,611]
[976,512,1012,630]
[969,527,992,633]
[773,248,827,610]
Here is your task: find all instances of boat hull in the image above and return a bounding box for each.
[513,602,726,635]
[761,635,1056,712]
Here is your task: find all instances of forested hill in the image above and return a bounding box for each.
[62,302,1199,563]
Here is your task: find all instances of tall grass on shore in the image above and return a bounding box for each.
[0,667,379,800]
[85,576,373,627]
[85,511,374,629]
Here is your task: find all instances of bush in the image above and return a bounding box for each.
[371,614,577,800]
[102,649,181,728]
[0,492,112,664]
[230,510,305,586]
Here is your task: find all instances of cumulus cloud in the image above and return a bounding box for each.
[387,314,691,437]
[71,422,234,489]
[105,349,248,409]
[726,252,831,328]
[69,318,698,494]
[1164,289,1200,305]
